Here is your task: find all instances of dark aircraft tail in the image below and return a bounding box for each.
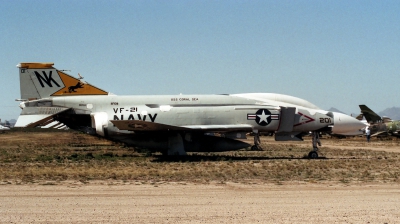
[359,105,382,123]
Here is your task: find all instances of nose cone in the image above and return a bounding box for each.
[331,112,366,134]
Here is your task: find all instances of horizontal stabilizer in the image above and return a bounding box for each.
[15,107,70,128]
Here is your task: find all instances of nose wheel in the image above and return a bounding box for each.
[308,150,318,159]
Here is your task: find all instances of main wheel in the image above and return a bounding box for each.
[308,151,318,159]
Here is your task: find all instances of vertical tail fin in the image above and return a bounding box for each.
[17,62,108,100]
[359,105,382,123]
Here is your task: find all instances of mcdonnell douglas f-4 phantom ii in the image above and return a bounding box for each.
[15,63,365,158]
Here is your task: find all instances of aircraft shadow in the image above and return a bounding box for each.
[151,154,328,162]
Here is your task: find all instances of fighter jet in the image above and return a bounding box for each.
[359,105,400,137]
[14,63,365,158]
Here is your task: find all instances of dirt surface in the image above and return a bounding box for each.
[251,135,400,153]
[2,132,400,223]
[1,182,400,223]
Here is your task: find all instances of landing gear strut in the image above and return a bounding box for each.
[251,131,263,151]
[308,131,321,159]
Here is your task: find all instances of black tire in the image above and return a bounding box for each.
[308,151,318,159]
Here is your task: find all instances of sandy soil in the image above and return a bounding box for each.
[258,136,400,153]
[1,182,399,223]
[1,134,400,223]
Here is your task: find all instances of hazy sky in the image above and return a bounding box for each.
[1,0,399,120]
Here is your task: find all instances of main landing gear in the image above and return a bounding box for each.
[251,131,263,151]
[308,131,321,159]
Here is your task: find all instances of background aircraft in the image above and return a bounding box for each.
[15,63,365,158]
[359,105,400,137]
[0,119,11,132]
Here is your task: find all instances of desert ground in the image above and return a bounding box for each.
[1,130,400,223]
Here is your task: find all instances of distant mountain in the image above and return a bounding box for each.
[379,107,400,121]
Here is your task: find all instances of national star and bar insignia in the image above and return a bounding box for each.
[247,109,279,126]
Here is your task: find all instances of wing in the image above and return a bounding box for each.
[111,120,253,132]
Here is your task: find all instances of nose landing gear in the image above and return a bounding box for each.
[308,131,321,159]
[250,130,323,158]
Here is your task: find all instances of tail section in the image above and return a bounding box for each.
[17,62,108,100]
[359,105,382,123]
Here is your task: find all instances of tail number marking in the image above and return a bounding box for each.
[34,71,60,88]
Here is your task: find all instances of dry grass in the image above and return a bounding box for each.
[1,129,400,184]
